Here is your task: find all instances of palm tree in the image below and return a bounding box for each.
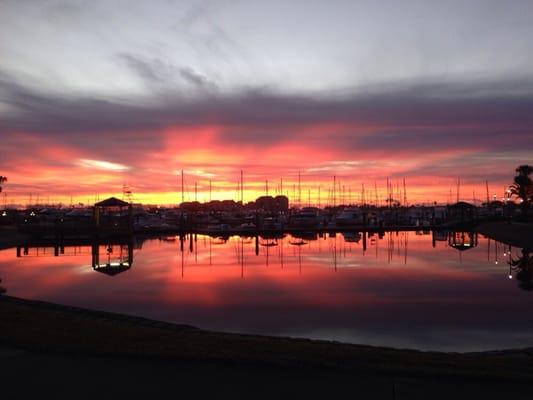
[510,165,533,219]
[0,176,6,193]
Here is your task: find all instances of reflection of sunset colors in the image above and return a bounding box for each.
[1,233,532,351]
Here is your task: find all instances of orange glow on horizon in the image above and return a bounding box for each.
[0,125,518,207]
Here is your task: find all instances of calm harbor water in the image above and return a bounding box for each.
[1,231,531,352]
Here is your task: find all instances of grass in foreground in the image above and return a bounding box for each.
[1,295,533,382]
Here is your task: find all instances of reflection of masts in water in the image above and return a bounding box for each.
[178,234,185,277]
[375,232,379,259]
[194,234,198,264]
[289,237,306,274]
[404,231,408,265]
[233,239,239,262]
[387,232,393,264]
[333,234,337,272]
[396,231,401,258]
[385,231,407,264]
[279,236,284,269]
[209,236,212,266]
[190,234,203,261]
[241,237,244,278]
[260,238,277,267]
[298,244,302,274]
[343,236,346,258]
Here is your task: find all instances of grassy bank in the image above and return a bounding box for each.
[1,295,533,382]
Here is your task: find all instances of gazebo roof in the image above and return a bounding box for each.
[488,200,504,207]
[94,264,131,276]
[95,197,129,207]
[449,201,475,209]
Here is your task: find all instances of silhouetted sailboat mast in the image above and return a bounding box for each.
[181,169,184,204]
[240,170,244,204]
[298,171,302,206]
[333,175,336,207]
[404,182,406,206]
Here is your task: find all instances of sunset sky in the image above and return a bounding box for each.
[1,0,532,206]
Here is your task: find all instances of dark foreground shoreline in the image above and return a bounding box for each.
[1,295,533,398]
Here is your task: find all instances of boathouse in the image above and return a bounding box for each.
[93,197,133,236]
[448,201,476,224]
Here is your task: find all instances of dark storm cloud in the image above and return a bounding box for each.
[1,68,533,156]
[0,70,165,133]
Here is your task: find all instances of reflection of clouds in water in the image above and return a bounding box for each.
[0,232,531,351]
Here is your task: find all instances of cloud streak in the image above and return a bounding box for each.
[118,54,217,90]
[77,159,130,172]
